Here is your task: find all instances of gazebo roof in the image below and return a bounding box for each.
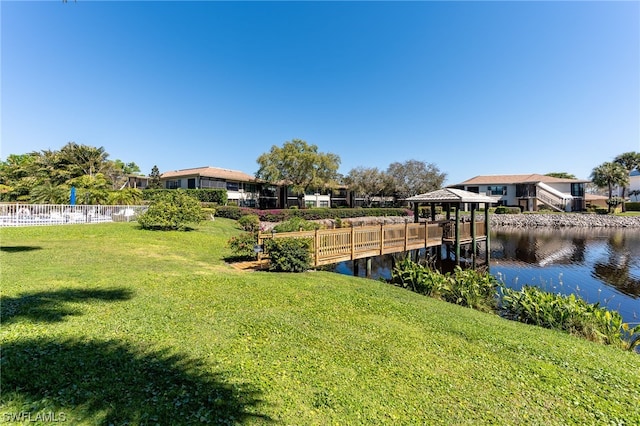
[405,188,497,204]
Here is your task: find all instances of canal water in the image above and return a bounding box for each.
[335,227,640,325]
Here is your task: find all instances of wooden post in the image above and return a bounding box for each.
[366,257,372,278]
[380,223,384,256]
[413,202,419,223]
[404,221,409,252]
[430,202,436,222]
[485,202,491,270]
[471,203,477,269]
[455,204,460,266]
[424,221,428,249]
[314,229,320,267]
[351,226,355,260]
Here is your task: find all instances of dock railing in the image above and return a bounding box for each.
[258,220,486,267]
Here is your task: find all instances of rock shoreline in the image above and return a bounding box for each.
[260,213,640,231]
[489,213,640,228]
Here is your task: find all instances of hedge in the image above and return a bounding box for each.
[143,189,227,204]
[215,206,411,222]
[625,202,640,212]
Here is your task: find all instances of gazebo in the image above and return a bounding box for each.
[406,188,497,268]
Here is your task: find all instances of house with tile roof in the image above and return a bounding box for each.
[450,174,589,212]
[160,166,261,207]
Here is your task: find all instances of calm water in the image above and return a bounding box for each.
[335,227,640,325]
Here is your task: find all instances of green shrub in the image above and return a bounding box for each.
[202,207,216,220]
[272,217,322,233]
[390,257,445,297]
[143,189,227,204]
[442,267,499,313]
[214,207,411,222]
[494,206,521,214]
[499,285,639,349]
[227,232,258,259]
[265,237,312,272]
[238,214,260,233]
[215,206,245,220]
[391,260,497,312]
[137,190,205,231]
[625,202,640,212]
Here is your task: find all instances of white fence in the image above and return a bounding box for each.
[0,204,148,227]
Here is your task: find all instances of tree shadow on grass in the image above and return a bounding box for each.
[0,287,134,324]
[0,245,42,253]
[1,337,271,425]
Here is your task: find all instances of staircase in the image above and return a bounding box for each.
[536,182,570,212]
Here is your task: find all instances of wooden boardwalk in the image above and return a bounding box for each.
[258,221,487,267]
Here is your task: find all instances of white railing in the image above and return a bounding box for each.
[0,204,148,227]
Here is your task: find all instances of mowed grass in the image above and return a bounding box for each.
[1,220,639,425]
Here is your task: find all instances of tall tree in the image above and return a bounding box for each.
[590,162,629,213]
[614,151,640,211]
[59,142,109,177]
[256,139,341,207]
[545,172,577,180]
[386,160,446,200]
[344,167,394,207]
[148,165,163,189]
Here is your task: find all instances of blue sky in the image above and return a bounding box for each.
[2,1,639,185]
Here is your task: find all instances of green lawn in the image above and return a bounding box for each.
[2,220,639,425]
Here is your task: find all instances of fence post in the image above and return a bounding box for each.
[315,228,320,267]
[350,226,355,260]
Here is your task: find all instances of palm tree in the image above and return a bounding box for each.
[590,162,629,213]
[614,152,640,211]
[108,188,143,205]
[59,142,110,178]
[69,173,111,205]
[30,182,69,204]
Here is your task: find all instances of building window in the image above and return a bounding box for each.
[166,180,181,189]
[305,200,316,208]
[571,183,584,197]
[226,182,239,191]
[488,186,507,196]
[319,200,329,208]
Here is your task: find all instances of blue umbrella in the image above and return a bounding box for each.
[70,186,76,205]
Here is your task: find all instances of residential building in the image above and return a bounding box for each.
[451,174,588,212]
[124,175,149,190]
[160,166,260,207]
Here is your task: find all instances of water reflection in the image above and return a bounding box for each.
[491,227,640,325]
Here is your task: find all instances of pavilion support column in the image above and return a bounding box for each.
[471,203,477,270]
[455,204,461,267]
[413,202,419,223]
[366,257,372,278]
[485,202,491,271]
[430,202,436,222]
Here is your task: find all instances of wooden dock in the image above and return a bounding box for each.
[258,220,487,267]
